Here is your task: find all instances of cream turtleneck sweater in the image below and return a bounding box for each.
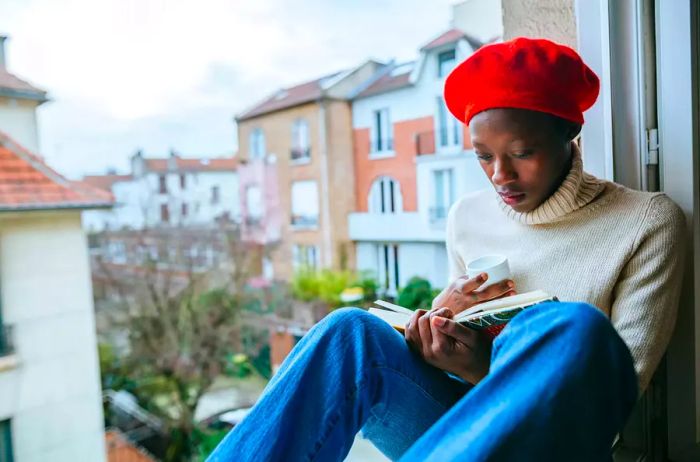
[446,145,686,390]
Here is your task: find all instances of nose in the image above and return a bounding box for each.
[491,158,517,186]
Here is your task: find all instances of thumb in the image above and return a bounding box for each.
[431,317,476,344]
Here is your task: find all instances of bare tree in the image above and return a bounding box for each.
[92,223,268,461]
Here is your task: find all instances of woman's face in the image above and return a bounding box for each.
[469,108,576,213]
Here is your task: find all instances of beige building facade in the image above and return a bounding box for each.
[237,62,382,281]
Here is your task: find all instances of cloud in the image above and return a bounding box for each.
[0,0,457,177]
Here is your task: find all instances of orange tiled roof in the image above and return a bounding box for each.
[356,69,412,98]
[142,156,238,173]
[420,28,483,51]
[237,70,344,121]
[0,68,48,101]
[105,430,156,462]
[0,131,113,211]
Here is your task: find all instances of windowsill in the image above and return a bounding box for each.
[0,354,19,373]
[291,157,311,166]
[369,151,396,160]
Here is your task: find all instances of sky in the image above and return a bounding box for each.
[0,0,459,178]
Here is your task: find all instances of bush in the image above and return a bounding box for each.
[290,267,357,307]
[397,277,434,310]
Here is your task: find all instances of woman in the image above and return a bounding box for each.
[209,38,686,461]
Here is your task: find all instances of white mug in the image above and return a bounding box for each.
[466,255,511,285]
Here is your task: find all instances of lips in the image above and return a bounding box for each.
[498,191,526,205]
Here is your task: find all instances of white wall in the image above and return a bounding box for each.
[399,242,449,289]
[0,211,106,462]
[356,241,449,292]
[451,0,503,42]
[0,98,40,153]
[82,170,240,231]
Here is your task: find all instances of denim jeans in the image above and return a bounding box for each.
[208,302,638,462]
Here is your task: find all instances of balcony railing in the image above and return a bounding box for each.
[0,325,14,358]
[291,215,319,229]
[415,131,436,155]
[369,138,394,154]
[429,206,448,223]
[290,147,311,163]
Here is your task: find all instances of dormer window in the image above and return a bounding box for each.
[438,48,457,78]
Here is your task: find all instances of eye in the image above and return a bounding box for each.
[512,150,534,159]
[475,152,493,162]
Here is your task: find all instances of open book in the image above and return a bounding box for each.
[369,290,558,339]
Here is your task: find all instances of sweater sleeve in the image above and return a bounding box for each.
[446,201,466,284]
[610,194,687,391]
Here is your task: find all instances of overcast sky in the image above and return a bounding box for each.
[0,0,459,178]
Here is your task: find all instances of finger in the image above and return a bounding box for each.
[404,310,427,349]
[430,307,454,320]
[418,310,434,354]
[429,318,452,356]
[473,279,515,303]
[431,317,478,345]
[454,273,488,296]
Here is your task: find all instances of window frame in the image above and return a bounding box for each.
[437,48,457,78]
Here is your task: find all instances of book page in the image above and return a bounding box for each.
[454,290,552,322]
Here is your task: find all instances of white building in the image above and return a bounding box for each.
[349,28,491,294]
[0,35,110,462]
[0,35,47,154]
[82,150,240,232]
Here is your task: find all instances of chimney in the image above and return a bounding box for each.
[0,35,7,69]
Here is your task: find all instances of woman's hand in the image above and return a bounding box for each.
[404,307,492,384]
[431,273,515,315]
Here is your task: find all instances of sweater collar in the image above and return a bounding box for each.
[497,143,606,225]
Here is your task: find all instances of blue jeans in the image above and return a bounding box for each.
[208,302,638,461]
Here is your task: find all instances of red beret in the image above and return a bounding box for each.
[444,37,600,125]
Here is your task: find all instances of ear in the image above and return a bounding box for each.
[567,123,582,141]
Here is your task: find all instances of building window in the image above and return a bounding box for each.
[431,169,454,222]
[291,180,319,228]
[181,203,188,218]
[368,176,403,214]
[0,420,12,462]
[371,108,393,153]
[293,244,320,270]
[437,48,456,78]
[250,128,266,159]
[211,186,220,205]
[159,175,167,194]
[436,96,461,149]
[245,185,263,225]
[377,244,400,295]
[160,204,169,223]
[180,174,186,189]
[291,119,311,163]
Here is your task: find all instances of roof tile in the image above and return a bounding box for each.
[0,131,113,211]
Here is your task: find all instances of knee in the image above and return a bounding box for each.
[531,301,613,342]
[316,307,391,336]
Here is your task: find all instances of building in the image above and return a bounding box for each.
[348,29,490,294]
[0,35,47,155]
[81,150,239,232]
[236,61,385,281]
[0,37,112,460]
